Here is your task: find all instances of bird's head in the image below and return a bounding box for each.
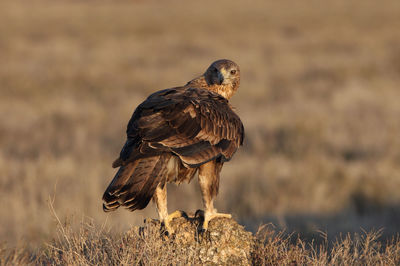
[204,59,240,99]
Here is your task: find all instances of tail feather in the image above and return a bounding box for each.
[124,156,169,210]
[102,162,137,212]
[102,154,171,212]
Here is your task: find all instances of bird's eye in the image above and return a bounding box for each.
[230,70,237,75]
[213,68,219,73]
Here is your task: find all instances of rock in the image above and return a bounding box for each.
[124,213,255,265]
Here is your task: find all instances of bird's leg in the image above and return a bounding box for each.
[153,184,183,235]
[198,161,231,232]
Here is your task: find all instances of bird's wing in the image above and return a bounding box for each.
[114,87,244,168]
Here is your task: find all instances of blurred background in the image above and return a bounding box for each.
[1,0,400,249]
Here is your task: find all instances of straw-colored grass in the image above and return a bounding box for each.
[1,0,400,262]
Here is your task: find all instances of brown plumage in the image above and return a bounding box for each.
[102,59,244,233]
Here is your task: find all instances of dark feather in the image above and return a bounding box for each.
[123,154,170,211]
[102,154,171,212]
[103,84,244,213]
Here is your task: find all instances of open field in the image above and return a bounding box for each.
[1,0,400,259]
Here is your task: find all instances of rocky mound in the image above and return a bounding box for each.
[125,213,255,265]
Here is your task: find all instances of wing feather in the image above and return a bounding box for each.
[116,87,244,167]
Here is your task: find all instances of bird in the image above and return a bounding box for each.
[102,59,244,234]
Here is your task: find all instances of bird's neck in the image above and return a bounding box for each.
[185,76,235,100]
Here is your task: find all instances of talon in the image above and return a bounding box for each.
[196,226,212,243]
[162,210,186,235]
[162,222,175,236]
[195,209,204,219]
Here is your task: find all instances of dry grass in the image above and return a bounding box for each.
[1,214,399,265]
[253,224,400,265]
[1,0,400,261]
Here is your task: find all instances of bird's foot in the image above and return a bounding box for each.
[195,210,231,232]
[161,210,187,236]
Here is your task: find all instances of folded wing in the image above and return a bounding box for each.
[114,87,244,168]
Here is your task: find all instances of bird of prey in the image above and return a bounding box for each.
[102,59,244,234]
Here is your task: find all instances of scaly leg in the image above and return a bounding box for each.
[153,184,184,235]
[198,161,231,232]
